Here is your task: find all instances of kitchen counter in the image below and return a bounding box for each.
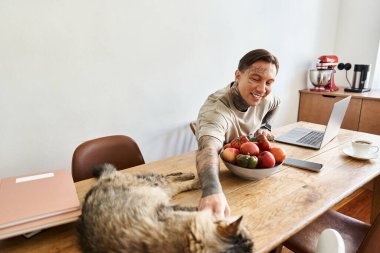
[300,88,380,101]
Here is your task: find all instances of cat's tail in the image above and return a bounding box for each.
[92,163,117,178]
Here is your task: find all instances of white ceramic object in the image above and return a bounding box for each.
[351,139,379,156]
[343,147,378,160]
[221,159,282,180]
[316,229,345,253]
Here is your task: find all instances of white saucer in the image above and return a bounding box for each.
[342,147,378,160]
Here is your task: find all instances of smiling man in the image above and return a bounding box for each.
[195,49,280,218]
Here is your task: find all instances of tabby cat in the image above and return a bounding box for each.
[77,163,253,253]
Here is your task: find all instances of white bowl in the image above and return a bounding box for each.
[221,158,282,180]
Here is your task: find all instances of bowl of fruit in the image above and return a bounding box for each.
[220,134,286,180]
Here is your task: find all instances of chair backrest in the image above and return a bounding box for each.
[357,211,380,253]
[190,121,196,135]
[71,135,145,182]
[316,229,345,253]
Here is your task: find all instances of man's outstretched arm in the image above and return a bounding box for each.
[196,135,230,218]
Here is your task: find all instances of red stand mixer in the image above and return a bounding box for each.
[309,55,339,92]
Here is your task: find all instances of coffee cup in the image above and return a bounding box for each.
[351,139,379,156]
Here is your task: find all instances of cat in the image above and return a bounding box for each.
[77,163,253,253]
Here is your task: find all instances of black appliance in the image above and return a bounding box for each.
[344,64,371,93]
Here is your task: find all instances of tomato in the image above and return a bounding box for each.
[236,154,258,169]
[247,156,258,169]
[256,134,271,151]
[230,135,249,149]
[240,142,260,156]
[236,154,250,168]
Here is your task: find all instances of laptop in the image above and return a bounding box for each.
[275,96,351,149]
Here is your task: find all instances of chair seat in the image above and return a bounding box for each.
[284,210,370,253]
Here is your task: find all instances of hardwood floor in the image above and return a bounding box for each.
[337,188,372,223]
[278,188,373,253]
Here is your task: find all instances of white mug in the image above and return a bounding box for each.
[352,139,379,156]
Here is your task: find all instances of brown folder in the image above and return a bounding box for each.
[0,169,80,229]
[0,209,81,239]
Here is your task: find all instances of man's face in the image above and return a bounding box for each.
[235,60,277,106]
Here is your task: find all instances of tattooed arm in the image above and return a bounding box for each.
[196,135,231,218]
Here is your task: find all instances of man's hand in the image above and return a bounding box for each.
[198,193,231,219]
[255,128,275,141]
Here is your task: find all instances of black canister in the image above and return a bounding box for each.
[344,64,371,93]
[352,64,371,90]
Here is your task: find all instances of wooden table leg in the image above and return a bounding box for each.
[371,175,380,223]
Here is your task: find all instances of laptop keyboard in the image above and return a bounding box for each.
[296,131,324,146]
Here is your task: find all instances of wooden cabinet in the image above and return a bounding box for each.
[298,89,380,135]
[359,99,380,135]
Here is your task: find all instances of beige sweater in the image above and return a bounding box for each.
[196,83,280,144]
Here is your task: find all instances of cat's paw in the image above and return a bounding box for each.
[192,178,201,190]
[166,172,195,182]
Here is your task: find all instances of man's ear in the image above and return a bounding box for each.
[235,69,241,82]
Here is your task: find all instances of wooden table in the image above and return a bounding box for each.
[1,122,380,253]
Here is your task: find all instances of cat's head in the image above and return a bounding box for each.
[189,211,253,253]
[214,216,253,253]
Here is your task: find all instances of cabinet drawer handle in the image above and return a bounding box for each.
[322,95,336,98]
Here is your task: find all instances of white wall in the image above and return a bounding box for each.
[0,0,352,178]
[334,0,380,88]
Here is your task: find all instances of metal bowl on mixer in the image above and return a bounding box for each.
[309,69,333,90]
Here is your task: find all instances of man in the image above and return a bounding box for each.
[195,49,280,218]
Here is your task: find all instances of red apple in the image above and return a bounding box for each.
[240,142,260,156]
[257,151,276,168]
[270,147,287,164]
[221,148,240,164]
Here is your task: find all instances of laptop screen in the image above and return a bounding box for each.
[320,96,351,147]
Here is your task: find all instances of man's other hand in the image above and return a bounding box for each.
[255,128,274,141]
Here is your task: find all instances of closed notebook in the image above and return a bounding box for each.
[0,169,80,229]
[0,209,81,240]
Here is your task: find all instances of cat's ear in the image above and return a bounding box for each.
[217,216,243,238]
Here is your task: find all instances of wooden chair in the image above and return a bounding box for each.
[190,121,196,135]
[281,210,380,253]
[71,135,145,182]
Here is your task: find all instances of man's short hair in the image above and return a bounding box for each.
[238,49,279,73]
